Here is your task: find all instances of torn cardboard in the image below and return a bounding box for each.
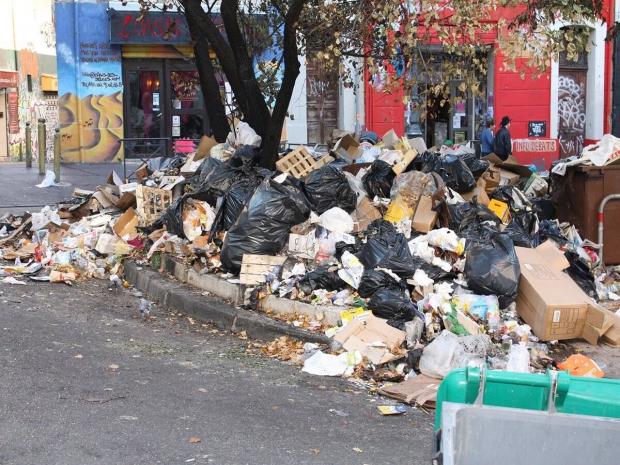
[113,208,139,241]
[515,241,591,341]
[351,197,382,233]
[334,314,406,365]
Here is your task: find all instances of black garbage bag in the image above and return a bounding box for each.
[368,288,424,329]
[362,160,395,198]
[149,197,186,237]
[538,220,567,245]
[357,225,417,277]
[530,197,556,220]
[303,165,357,214]
[412,151,440,172]
[504,212,540,248]
[298,267,347,294]
[191,157,238,205]
[449,200,500,241]
[358,269,406,298]
[220,177,312,272]
[564,251,597,298]
[211,176,263,232]
[459,152,490,179]
[435,155,476,193]
[334,241,360,261]
[228,145,261,171]
[464,232,521,308]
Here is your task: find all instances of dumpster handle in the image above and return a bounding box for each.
[597,193,620,267]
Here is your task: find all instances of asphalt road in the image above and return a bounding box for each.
[0,279,434,465]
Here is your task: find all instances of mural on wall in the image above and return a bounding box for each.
[56,1,124,162]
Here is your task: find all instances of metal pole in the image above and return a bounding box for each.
[25,122,32,168]
[597,193,620,268]
[54,128,61,183]
[37,118,46,175]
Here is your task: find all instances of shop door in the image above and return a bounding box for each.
[167,62,206,148]
[123,60,166,156]
[306,56,339,144]
[0,91,7,158]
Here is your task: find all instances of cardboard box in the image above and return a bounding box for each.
[488,199,511,224]
[333,314,405,365]
[515,241,591,341]
[482,166,501,191]
[412,196,437,233]
[499,168,521,187]
[602,313,620,347]
[333,134,361,162]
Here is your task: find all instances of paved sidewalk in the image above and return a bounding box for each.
[0,162,140,215]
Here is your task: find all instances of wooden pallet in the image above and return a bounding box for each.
[135,186,173,226]
[276,146,334,178]
[239,254,287,285]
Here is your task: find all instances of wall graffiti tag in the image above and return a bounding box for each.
[557,72,586,158]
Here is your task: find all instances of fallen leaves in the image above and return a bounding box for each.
[249,336,305,362]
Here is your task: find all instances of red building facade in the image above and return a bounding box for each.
[364,2,616,169]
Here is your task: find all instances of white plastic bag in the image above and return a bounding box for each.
[318,207,354,234]
[506,343,530,373]
[36,170,60,188]
[302,350,361,377]
[337,251,364,289]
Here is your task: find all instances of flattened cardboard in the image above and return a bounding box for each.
[334,314,405,365]
[515,241,590,341]
[195,135,217,160]
[602,313,620,347]
[382,129,400,149]
[392,149,418,175]
[412,196,437,233]
[484,154,533,177]
[378,374,440,406]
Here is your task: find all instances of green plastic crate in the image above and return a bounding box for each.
[435,366,620,430]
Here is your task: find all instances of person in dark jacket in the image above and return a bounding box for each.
[480,119,494,157]
[493,116,512,161]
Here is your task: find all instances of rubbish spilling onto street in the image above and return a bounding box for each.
[1,128,620,408]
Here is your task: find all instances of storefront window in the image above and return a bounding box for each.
[170,70,203,111]
[127,69,162,139]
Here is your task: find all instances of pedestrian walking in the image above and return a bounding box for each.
[480,118,495,157]
[493,116,512,161]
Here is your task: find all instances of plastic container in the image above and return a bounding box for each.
[435,366,620,429]
[551,164,620,264]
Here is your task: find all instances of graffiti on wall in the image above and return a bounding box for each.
[56,1,124,162]
[558,72,587,158]
[7,51,59,160]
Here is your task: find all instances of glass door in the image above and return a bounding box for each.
[167,62,205,149]
[123,60,166,157]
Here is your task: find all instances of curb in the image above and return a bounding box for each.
[124,261,331,345]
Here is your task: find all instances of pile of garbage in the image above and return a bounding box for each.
[1,125,619,408]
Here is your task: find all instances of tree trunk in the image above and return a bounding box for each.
[185,13,229,142]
